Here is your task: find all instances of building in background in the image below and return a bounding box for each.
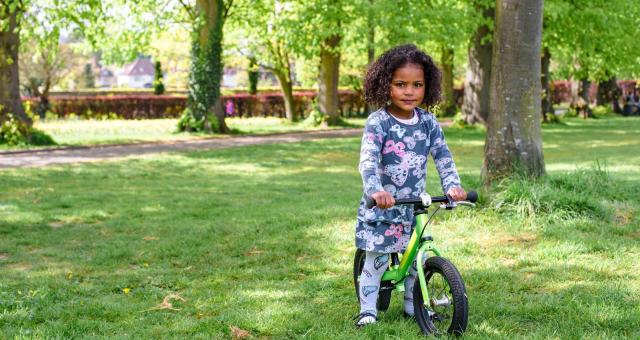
[96,68,115,88]
[116,57,155,88]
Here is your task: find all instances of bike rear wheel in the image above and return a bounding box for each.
[353,249,392,311]
[413,256,468,336]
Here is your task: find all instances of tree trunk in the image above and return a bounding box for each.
[38,78,51,119]
[482,0,545,183]
[0,7,30,126]
[540,47,553,122]
[248,56,258,95]
[274,70,296,122]
[363,0,375,116]
[319,34,341,126]
[461,3,493,125]
[440,45,456,117]
[578,78,593,119]
[596,77,622,113]
[183,0,228,133]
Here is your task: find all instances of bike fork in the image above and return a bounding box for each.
[416,242,441,306]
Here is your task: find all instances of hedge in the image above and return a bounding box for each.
[24,90,365,120]
[551,80,638,103]
[23,80,638,120]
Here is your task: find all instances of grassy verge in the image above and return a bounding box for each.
[0,117,366,151]
[0,117,638,338]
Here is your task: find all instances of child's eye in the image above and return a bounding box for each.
[414,82,424,88]
[394,82,406,88]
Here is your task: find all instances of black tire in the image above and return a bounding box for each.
[413,256,468,336]
[353,249,392,311]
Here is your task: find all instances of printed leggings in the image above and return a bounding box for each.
[359,251,424,317]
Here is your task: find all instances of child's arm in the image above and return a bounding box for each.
[428,116,463,198]
[358,117,393,207]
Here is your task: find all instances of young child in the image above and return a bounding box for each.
[355,44,467,327]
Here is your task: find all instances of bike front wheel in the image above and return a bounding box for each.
[413,256,468,336]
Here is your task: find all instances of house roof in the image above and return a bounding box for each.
[121,57,155,76]
[98,68,114,77]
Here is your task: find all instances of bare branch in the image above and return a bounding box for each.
[234,47,275,72]
[223,0,234,19]
[178,0,196,20]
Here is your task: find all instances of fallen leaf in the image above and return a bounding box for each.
[49,221,64,229]
[143,236,159,241]
[141,293,185,312]
[244,246,263,256]
[230,326,251,339]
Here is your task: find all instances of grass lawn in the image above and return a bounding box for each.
[0,117,366,151]
[0,117,638,338]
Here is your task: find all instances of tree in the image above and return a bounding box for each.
[177,0,232,133]
[418,1,475,117]
[153,60,165,95]
[93,0,232,133]
[295,0,349,125]
[83,63,95,88]
[19,43,76,118]
[461,0,493,125]
[247,56,258,95]
[332,0,408,116]
[226,0,299,121]
[1,0,102,137]
[540,46,553,122]
[483,0,545,182]
[543,0,640,117]
[0,2,30,126]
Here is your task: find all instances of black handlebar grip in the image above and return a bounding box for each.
[365,197,376,209]
[466,191,478,203]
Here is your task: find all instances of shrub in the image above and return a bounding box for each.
[592,105,615,118]
[176,108,205,132]
[0,112,56,146]
[0,113,29,145]
[543,112,562,124]
[153,61,165,95]
[29,128,56,145]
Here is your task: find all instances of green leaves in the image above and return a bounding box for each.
[544,0,640,81]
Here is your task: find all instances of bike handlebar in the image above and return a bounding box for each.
[365,190,478,209]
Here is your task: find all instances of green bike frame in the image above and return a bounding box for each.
[380,210,440,306]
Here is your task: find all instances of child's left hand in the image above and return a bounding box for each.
[447,187,467,201]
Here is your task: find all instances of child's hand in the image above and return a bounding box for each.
[447,187,467,201]
[371,191,395,209]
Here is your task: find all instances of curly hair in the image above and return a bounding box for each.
[364,44,442,109]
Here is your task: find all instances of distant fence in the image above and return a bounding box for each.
[23,80,638,119]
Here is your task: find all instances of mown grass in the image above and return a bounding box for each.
[0,117,366,151]
[0,116,638,338]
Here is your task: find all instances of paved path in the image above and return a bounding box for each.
[0,128,362,169]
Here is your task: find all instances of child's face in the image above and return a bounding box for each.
[389,63,425,115]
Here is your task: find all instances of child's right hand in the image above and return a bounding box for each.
[371,191,395,209]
